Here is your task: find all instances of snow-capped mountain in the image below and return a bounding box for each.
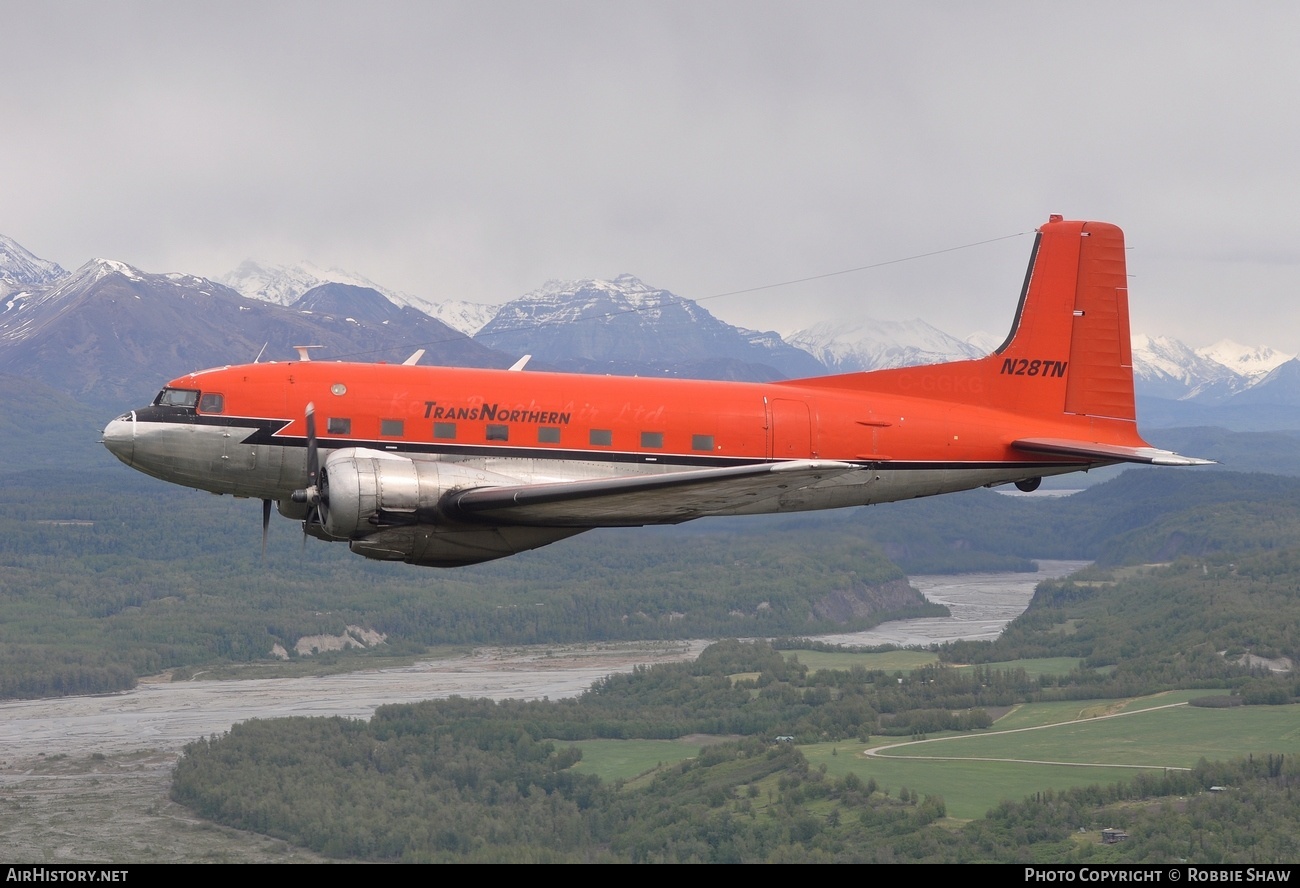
[0,256,265,401]
[220,260,501,336]
[0,246,508,407]
[1129,334,1246,401]
[425,299,499,336]
[219,259,428,311]
[964,330,1004,355]
[0,256,234,345]
[786,318,986,372]
[289,282,501,363]
[0,234,66,292]
[1230,358,1300,407]
[1196,340,1293,382]
[474,274,825,380]
[1127,335,1296,405]
[0,234,69,315]
[3,232,1300,426]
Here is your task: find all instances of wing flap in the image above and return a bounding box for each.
[1012,437,1214,467]
[442,460,864,526]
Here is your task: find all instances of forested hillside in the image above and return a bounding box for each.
[943,550,1300,701]
[776,469,1300,572]
[0,467,930,698]
[170,639,1300,862]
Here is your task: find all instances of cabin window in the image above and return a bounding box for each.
[589,429,612,446]
[640,431,664,449]
[328,418,351,435]
[691,434,714,451]
[433,422,457,439]
[198,393,224,414]
[538,427,561,444]
[486,424,509,441]
[155,388,199,408]
[381,419,404,437]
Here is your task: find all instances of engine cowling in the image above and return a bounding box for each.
[316,449,519,540]
[306,449,587,566]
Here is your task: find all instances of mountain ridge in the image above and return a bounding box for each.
[1,234,1294,426]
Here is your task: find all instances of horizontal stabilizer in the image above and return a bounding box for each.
[1012,437,1215,467]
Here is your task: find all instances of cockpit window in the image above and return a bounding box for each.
[155,388,200,408]
[198,393,224,414]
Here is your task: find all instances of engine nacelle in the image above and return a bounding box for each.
[318,449,519,540]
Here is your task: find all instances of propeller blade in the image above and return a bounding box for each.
[305,401,319,489]
[298,402,329,537]
[289,403,324,546]
[316,465,330,529]
[261,498,272,561]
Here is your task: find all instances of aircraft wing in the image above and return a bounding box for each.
[1012,437,1215,467]
[440,460,866,527]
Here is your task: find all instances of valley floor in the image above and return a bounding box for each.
[0,642,703,864]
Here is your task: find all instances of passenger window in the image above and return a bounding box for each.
[640,431,663,448]
[486,424,509,441]
[538,427,561,444]
[328,418,351,435]
[198,393,224,414]
[691,434,714,451]
[589,429,612,446]
[381,419,404,436]
[433,422,457,439]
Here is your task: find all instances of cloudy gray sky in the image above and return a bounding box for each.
[4,1,1298,349]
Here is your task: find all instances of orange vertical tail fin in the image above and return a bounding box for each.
[797,216,1211,466]
[986,217,1209,465]
[992,216,1135,421]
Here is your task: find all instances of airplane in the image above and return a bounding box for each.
[102,216,1210,567]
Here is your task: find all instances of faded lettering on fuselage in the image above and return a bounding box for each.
[896,376,986,394]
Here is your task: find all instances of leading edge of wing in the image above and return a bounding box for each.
[1012,437,1215,467]
[442,460,864,527]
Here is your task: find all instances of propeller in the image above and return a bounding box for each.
[290,401,329,541]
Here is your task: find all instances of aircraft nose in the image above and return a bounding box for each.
[102,412,136,465]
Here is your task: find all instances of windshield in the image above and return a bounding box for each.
[154,388,200,408]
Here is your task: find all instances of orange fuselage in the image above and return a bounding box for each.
[103,218,1204,566]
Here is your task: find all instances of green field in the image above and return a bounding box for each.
[980,691,1216,730]
[879,700,1300,768]
[568,738,705,783]
[978,657,1084,678]
[785,649,938,673]
[567,696,1300,822]
[785,650,1083,680]
[832,698,1300,819]
[811,747,1145,821]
